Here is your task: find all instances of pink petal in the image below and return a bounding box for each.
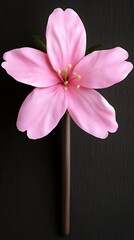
[68,86,118,139]
[17,84,68,139]
[71,47,133,89]
[2,48,60,87]
[46,8,86,71]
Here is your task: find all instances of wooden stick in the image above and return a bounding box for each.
[61,111,71,235]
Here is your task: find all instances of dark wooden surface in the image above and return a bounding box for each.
[0,0,134,239]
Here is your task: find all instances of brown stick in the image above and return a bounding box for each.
[61,111,71,235]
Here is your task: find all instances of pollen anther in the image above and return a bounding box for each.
[64,81,68,85]
[57,69,61,74]
[76,85,80,89]
[77,75,81,80]
[68,64,72,69]
[64,86,68,91]
[73,72,77,76]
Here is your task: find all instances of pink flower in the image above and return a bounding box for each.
[2,8,133,139]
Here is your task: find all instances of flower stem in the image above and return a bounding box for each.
[61,111,71,235]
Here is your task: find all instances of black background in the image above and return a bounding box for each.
[0,0,134,240]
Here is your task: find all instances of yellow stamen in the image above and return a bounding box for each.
[68,64,72,69]
[77,75,81,80]
[64,80,68,85]
[57,69,61,75]
[73,72,77,76]
[76,85,80,89]
[64,86,68,91]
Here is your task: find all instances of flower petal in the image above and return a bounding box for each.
[46,8,86,71]
[17,84,68,139]
[2,47,60,87]
[68,86,118,139]
[71,47,133,89]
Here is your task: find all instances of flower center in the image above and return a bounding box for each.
[57,64,81,91]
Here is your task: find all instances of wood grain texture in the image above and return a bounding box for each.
[0,0,134,240]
